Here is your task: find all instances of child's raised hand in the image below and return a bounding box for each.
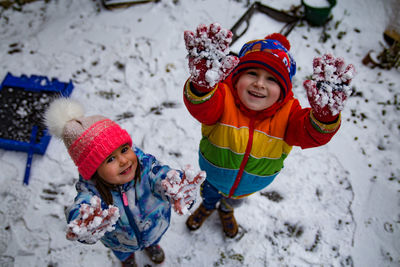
[162,165,206,215]
[303,53,356,122]
[66,195,120,244]
[184,23,239,91]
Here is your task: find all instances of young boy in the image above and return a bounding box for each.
[182,23,355,238]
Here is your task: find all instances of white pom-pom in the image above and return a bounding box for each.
[44,98,84,138]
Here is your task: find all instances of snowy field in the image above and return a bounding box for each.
[0,0,399,266]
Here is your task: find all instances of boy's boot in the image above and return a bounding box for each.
[144,244,165,264]
[121,253,137,267]
[218,206,238,238]
[186,203,214,230]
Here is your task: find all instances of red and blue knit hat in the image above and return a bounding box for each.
[231,33,296,100]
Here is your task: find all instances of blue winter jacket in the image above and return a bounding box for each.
[65,147,175,258]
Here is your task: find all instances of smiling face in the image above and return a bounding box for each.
[97,144,137,185]
[235,68,281,111]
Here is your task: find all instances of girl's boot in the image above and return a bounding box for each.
[144,244,165,264]
[121,253,137,267]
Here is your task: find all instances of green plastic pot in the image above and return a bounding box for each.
[302,0,337,26]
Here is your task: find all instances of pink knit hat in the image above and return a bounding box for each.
[44,98,132,180]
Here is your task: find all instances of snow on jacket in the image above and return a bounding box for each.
[66,146,174,253]
[183,76,341,198]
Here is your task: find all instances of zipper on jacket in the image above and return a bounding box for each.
[122,191,129,206]
[228,117,255,198]
[119,185,143,247]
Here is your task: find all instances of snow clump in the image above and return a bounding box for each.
[66,196,120,244]
[310,54,356,115]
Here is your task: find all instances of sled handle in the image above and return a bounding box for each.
[23,125,38,185]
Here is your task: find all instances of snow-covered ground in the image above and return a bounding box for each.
[0,0,399,266]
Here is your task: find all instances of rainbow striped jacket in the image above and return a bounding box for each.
[184,79,341,198]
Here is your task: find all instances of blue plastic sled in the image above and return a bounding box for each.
[0,73,74,184]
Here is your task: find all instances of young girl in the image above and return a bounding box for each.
[182,23,355,238]
[45,98,205,267]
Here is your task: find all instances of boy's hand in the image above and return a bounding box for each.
[303,53,355,123]
[66,196,120,244]
[162,165,206,215]
[184,23,239,92]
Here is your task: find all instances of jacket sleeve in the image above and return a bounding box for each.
[183,79,225,125]
[139,148,186,202]
[65,178,97,224]
[137,148,175,200]
[284,99,341,149]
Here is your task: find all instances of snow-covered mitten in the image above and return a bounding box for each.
[66,196,120,244]
[303,53,356,123]
[162,165,206,215]
[184,23,239,92]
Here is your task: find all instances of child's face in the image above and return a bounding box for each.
[97,144,137,185]
[235,68,281,111]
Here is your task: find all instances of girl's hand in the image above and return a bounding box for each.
[303,53,355,122]
[184,23,239,92]
[162,165,206,215]
[66,196,120,244]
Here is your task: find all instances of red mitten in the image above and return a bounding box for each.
[184,23,239,92]
[66,196,120,243]
[304,54,356,123]
[162,165,206,215]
